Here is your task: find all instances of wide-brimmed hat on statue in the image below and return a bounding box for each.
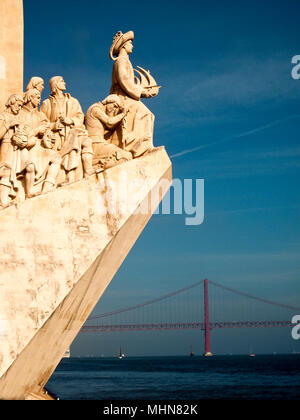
[109,30,134,60]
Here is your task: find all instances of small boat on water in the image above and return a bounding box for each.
[249,346,255,357]
[189,344,194,357]
[118,347,125,359]
[63,348,71,358]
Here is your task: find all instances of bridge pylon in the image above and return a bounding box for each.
[204,279,213,356]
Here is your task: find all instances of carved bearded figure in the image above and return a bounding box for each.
[109,31,158,158]
[19,88,61,195]
[19,88,49,137]
[40,76,94,183]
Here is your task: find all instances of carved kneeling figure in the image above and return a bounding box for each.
[85,94,132,171]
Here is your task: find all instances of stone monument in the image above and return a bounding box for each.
[0,2,172,400]
[0,0,23,111]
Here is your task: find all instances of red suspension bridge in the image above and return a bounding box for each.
[81,279,299,355]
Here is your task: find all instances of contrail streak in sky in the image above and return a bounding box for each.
[170,114,300,159]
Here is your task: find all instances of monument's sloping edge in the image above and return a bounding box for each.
[0,147,170,379]
[0,152,172,399]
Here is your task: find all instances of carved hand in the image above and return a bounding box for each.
[59,116,74,126]
[120,107,130,117]
[9,117,19,128]
[54,120,64,132]
[64,117,74,126]
[38,124,50,135]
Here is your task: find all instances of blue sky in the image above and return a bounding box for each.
[24,0,300,355]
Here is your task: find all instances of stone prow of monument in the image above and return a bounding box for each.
[0,1,171,400]
[0,147,172,399]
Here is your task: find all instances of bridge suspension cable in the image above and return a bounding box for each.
[88,279,205,320]
[210,280,300,311]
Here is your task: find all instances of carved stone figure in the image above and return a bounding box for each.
[109,31,159,158]
[85,94,132,170]
[18,88,61,195]
[0,93,23,208]
[19,88,49,137]
[0,94,37,208]
[40,76,84,147]
[26,77,45,94]
[0,31,162,210]
[31,128,62,195]
[40,76,94,183]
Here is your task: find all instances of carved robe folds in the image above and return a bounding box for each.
[110,54,154,157]
[40,93,84,142]
[0,112,35,199]
[18,106,61,194]
[40,93,93,181]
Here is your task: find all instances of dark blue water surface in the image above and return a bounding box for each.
[46,355,300,400]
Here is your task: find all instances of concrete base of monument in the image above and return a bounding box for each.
[0,146,172,400]
[25,389,57,400]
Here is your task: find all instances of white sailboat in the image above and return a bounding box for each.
[63,348,71,358]
[118,347,125,359]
